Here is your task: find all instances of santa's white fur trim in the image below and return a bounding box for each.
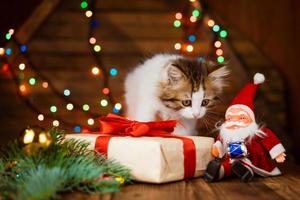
[269,143,285,159]
[254,73,265,84]
[226,104,255,121]
[241,158,281,177]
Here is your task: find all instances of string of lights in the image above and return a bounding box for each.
[1,0,229,132]
[0,0,123,132]
[172,0,228,63]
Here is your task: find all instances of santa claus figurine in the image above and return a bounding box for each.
[204,73,286,182]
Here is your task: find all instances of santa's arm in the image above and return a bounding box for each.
[213,134,226,158]
[260,127,285,159]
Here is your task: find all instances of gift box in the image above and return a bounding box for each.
[65,114,214,183]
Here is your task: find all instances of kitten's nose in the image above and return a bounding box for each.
[193,111,200,118]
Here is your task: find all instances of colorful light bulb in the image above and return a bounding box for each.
[100,99,108,107]
[38,114,44,121]
[83,104,89,111]
[173,20,181,28]
[66,103,74,110]
[64,89,71,96]
[102,88,110,95]
[50,105,57,113]
[110,68,118,76]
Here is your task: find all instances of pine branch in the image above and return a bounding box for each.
[0,128,132,200]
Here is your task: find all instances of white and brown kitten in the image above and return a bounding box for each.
[124,54,230,135]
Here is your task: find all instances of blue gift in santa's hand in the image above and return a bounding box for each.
[227,142,248,158]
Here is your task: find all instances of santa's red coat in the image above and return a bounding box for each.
[214,127,285,176]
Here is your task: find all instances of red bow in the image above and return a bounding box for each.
[92,114,196,179]
[98,114,177,136]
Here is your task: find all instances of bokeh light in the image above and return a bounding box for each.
[66,103,74,110]
[110,68,118,76]
[53,120,59,127]
[83,104,89,111]
[64,89,71,96]
[100,99,108,107]
[50,105,57,113]
[38,114,44,121]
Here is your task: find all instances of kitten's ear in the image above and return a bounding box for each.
[167,65,184,84]
[207,66,230,91]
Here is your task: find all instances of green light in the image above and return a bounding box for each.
[83,104,89,111]
[217,56,225,63]
[192,9,200,17]
[173,20,181,28]
[29,77,36,85]
[50,105,57,113]
[80,1,88,9]
[220,30,228,38]
[5,33,11,40]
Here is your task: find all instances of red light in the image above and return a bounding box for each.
[2,64,9,73]
[102,88,110,95]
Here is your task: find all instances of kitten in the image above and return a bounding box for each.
[124,54,230,135]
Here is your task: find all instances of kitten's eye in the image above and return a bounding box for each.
[182,100,192,107]
[201,99,210,107]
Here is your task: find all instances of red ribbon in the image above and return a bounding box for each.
[93,114,196,179]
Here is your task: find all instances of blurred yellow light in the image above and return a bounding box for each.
[85,10,93,17]
[91,66,100,75]
[190,16,197,23]
[23,129,35,144]
[39,132,47,143]
[186,45,194,52]
[174,43,181,50]
[214,41,222,48]
[0,48,5,56]
[19,63,26,70]
[115,103,122,110]
[19,84,26,93]
[38,114,44,121]
[207,19,215,27]
[100,99,108,107]
[87,118,94,125]
[53,120,59,127]
[94,45,101,52]
[66,103,74,110]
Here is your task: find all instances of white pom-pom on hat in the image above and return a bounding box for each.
[253,73,265,84]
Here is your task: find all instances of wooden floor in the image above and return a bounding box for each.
[63,163,300,200]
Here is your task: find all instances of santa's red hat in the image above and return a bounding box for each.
[225,73,265,121]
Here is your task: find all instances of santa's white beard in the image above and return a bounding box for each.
[219,122,263,144]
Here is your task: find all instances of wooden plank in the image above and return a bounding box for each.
[61,163,300,200]
[230,40,258,56]
[58,0,183,12]
[47,12,181,27]
[37,23,184,40]
[30,54,143,69]
[28,39,210,54]
[15,0,61,44]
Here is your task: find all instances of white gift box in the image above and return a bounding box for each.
[65,134,214,183]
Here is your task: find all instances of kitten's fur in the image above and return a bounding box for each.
[125,54,230,135]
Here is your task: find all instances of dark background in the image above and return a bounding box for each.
[0,0,299,163]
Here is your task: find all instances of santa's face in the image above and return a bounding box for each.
[220,107,259,143]
[225,107,253,129]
